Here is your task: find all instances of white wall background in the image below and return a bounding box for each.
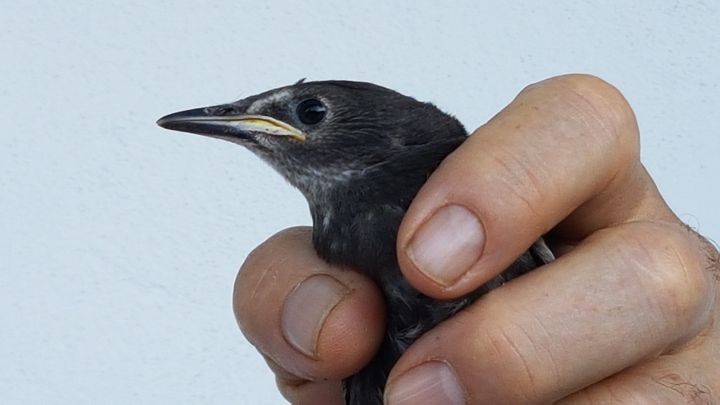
[1,1,718,404]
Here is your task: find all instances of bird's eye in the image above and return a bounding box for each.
[296,99,326,125]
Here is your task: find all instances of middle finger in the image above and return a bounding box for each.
[385,221,714,404]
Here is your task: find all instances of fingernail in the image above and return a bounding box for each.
[281,274,350,358]
[406,205,485,286]
[385,361,466,405]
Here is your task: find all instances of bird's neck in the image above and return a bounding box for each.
[305,162,437,273]
[309,187,409,273]
[303,136,468,273]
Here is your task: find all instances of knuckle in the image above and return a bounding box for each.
[486,145,546,218]
[530,74,640,162]
[481,321,545,403]
[610,221,714,333]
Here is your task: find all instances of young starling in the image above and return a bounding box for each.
[157,80,553,404]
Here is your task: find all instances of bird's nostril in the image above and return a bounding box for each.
[206,105,237,116]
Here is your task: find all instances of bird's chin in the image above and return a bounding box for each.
[219,134,278,155]
[210,134,255,145]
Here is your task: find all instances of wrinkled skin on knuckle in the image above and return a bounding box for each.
[672,226,720,353]
[477,322,548,403]
[517,75,644,236]
[489,134,549,190]
[538,75,638,147]
[485,144,547,219]
[609,221,715,344]
[527,74,640,171]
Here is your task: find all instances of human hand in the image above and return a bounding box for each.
[233,75,719,404]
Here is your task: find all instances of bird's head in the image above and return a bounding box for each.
[157,80,466,202]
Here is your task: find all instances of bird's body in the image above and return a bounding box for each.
[158,81,552,404]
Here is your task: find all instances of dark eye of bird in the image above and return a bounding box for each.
[296,99,326,125]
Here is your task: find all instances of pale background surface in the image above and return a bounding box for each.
[1,1,718,404]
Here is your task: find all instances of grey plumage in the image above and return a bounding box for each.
[157,80,553,405]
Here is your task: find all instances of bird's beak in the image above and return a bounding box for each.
[156,105,306,142]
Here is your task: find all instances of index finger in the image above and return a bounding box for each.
[397,74,675,299]
[385,221,715,404]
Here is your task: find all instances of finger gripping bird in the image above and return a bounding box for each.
[158,80,552,404]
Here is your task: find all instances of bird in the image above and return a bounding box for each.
[157,80,553,405]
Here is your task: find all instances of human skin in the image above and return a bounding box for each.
[233,75,720,404]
